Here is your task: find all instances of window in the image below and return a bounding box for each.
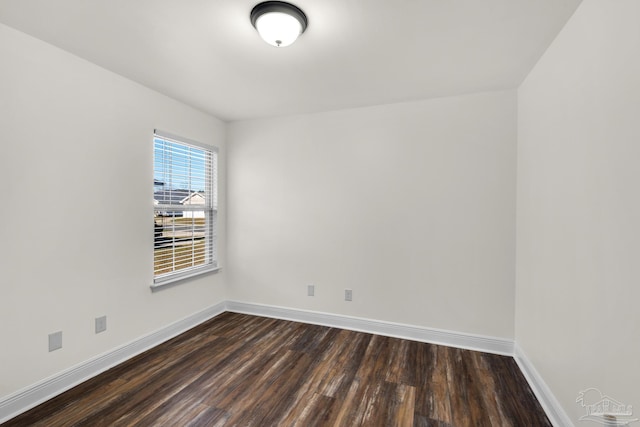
[153,130,218,287]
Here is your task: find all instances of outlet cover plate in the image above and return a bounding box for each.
[95,316,107,334]
[48,331,62,352]
[345,289,353,301]
[307,284,314,296]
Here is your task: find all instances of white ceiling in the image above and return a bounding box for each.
[0,0,581,121]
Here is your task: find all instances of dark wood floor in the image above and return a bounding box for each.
[3,312,551,426]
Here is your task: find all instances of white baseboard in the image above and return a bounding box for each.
[514,343,574,427]
[225,300,514,356]
[0,302,226,424]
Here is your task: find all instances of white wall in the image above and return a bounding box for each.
[227,91,517,338]
[0,24,227,399]
[516,0,640,423]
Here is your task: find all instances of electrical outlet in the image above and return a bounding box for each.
[307,284,314,296]
[49,331,62,352]
[95,315,107,334]
[345,289,353,301]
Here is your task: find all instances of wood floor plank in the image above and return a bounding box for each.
[445,347,491,426]
[183,404,229,427]
[313,329,371,399]
[414,415,453,427]
[413,343,453,424]
[2,313,552,427]
[487,355,553,427]
[469,352,513,427]
[222,350,315,426]
[278,392,339,427]
[361,381,416,427]
[266,329,370,425]
[384,339,418,387]
[331,334,396,426]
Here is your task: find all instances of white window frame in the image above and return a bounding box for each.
[152,130,218,289]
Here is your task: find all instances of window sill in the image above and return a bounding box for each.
[151,266,221,291]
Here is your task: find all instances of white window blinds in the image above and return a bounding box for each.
[153,130,218,286]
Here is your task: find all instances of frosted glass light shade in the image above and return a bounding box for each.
[255,12,302,47]
[250,2,308,48]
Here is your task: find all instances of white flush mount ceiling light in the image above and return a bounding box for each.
[250,1,308,47]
